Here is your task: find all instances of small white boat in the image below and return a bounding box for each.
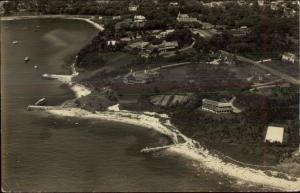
[34,98,46,105]
[24,57,30,63]
[12,40,19,44]
[34,65,38,69]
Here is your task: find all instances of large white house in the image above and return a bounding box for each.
[155,29,175,39]
[128,5,138,12]
[134,15,146,23]
[133,15,146,27]
[157,40,179,52]
[169,2,179,6]
[257,0,266,6]
[201,97,242,114]
[106,40,117,46]
[112,15,122,20]
[177,12,198,23]
[282,52,298,64]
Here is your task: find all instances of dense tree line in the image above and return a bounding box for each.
[194,15,298,56]
[166,28,193,47]
[76,30,126,68]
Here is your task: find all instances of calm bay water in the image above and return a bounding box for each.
[1,18,260,192]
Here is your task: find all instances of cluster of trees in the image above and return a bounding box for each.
[75,90,117,112]
[166,28,193,47]
[30,0,131,15]
[182,1,298,28]
[76,30,126,68]
[185,62,249,90]
[171,108,265,143]
[236,92,299,124]
[77,52,106,69]
[2,0,18,14]
[194,15,298,56]
[169,91,299,164]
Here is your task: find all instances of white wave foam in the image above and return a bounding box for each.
[42,63,91,98]
[45,106,300,191]
[107,104,120,111]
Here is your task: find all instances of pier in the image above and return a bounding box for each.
[27,105,60,111]
[140,144,175,153]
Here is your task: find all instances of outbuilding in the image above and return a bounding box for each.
[264,125,285,144]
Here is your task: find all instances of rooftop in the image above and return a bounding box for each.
[202,98,233,107]
[265,126,285,143]
[134,15,146,20]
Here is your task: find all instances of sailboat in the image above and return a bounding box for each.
[12,40,19,44]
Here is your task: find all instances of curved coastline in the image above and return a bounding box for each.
[45,107,300,191]
[14,15,299,191]
[0,15,104,31]
[43,68,300,191]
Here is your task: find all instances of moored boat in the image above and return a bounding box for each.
[34,98,46,106]
[24,57,30,63]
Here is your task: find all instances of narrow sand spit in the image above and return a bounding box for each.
[42,63,91,98]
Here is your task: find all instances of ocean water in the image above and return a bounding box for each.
[1,18,264,192]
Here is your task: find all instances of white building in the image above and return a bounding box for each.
[134,15,146,23]
[198,21,214,29]
[169,2,179,6]
[177,12,198,23]
[107,40,117,46]
[157,40,178,52]
[128,5,138,12]
[265,126,285,143]
[133,15,146,27]
[155,29,175,39]
[95,0,110,4]
[257,0,266,6]
[202,1,224,7]
[282,52,298,64]
[230,26,250,37]
[270,1,280,10]
[201,97,242,114]
[112,15,122,20]
[127,41,150,51]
